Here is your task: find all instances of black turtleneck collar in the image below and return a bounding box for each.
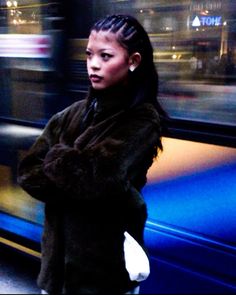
[87,84,134,117]
[79,84,136,133]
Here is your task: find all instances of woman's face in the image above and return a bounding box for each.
[86,30,131,90]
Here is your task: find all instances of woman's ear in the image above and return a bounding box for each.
[129,52,142,72]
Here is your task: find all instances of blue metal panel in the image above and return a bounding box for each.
[0,212,42,243]
[141,161,236,293]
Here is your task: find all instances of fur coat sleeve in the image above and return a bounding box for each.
[17,101,85,202]
[17,112,63,202]
[18,101,161,203]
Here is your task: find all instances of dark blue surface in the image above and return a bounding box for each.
[143,162,236,244]
[141,161,236,293]
[0,212,42,243]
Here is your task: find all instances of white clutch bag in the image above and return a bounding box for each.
[124,231,150,282]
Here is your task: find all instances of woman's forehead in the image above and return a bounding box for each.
[87,30,126,51]
[89,31,119,44]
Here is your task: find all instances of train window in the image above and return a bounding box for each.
[65,0,236,146]
[0,1,65,124]
[0,0,235,145]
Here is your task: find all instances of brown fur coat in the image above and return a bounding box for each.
[18,93,161,294]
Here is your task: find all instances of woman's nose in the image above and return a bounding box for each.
[89,56,101,70]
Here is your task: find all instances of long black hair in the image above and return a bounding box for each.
[90,14,167,120]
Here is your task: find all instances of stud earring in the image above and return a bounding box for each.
[129,65,136,72]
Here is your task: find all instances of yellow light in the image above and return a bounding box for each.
[0,237,41,259]
[6,1,12,7]
[172,54,177,59]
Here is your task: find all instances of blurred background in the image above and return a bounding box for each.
[0,1,236,294]
[0,0,236,125]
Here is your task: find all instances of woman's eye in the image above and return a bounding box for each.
[85,50,92,58]
[101,53,112,61]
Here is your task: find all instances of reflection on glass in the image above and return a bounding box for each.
[0,1,65,123]
[0,0,236,126]
[69,0,236,126]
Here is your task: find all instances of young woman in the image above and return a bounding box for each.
[18,14,167,294]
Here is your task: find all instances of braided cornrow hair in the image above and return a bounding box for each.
[90,14,167,121]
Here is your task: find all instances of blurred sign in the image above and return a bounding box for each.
[0,34,52,58]
[190,1,222,11]
[192,15,222,27]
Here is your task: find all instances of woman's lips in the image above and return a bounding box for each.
[90,75,103,82]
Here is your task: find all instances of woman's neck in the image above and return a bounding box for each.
[88,84,134,113]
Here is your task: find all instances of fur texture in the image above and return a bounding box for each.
[18,97,161,294]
